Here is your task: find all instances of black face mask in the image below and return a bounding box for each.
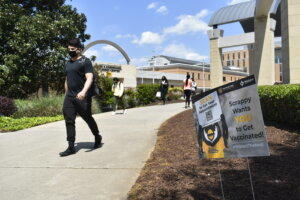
[68,50,78,58]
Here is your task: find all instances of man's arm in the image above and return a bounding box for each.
[76,73,93,100]
[64,77,68,94]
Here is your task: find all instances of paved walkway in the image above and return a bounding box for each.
[0,103,186,200]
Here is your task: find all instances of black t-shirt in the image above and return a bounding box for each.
[65,57,95,98]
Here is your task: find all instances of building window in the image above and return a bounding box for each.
[231,60,234,66]
[222,54,224,61]
[238,52,240,59]
[280,64,282,71]
[244,52,246,58]
[192,72,194,78]
[227,54,229,60]
[231,77,233,81]
[223,77,226,81]
[208,75,210,80]
[243,60,245,67]
[198,73,200,79]
[233,53,235,59]
[227,61,230,66]
[237,60,240,67]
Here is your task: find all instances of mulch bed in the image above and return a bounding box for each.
[128,110,300,200]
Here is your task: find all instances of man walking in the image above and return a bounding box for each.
[60,38,102,157]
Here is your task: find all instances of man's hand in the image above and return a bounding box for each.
[76,91,86,100]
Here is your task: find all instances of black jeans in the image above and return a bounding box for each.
[161,89,168,104]
[184,90,191,106]
[62,95,99,142]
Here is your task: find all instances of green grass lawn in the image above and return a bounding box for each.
[0,115,64,132]
[0,95,102,132]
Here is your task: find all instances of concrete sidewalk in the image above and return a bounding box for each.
[0,103,186,200]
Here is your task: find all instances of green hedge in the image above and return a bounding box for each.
[258,84,300,128]
[136,84,160,105]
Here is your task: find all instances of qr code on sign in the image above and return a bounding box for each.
[205,110,213,121]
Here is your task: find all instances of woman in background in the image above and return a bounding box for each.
[183,74,192,108]
[112,78,126,115]
[160,76,169,105]
[191,77,197,96]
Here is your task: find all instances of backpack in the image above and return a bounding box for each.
[79,56,101,96]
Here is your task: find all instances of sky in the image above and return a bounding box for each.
[66,0,251,66]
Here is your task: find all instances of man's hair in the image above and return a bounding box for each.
[68,38,84,49]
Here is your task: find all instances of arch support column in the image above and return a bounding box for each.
[281,0,300,84]
[208,29,224,88]
[251,16,276,85]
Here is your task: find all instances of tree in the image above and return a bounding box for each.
[0,0,90,98]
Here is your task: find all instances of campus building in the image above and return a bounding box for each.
[221,43,283,83]
[140,55,248,89]
[93,55,248,90]
[222,47,250,72]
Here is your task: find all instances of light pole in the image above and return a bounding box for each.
[141,67,144,84]
[152,50,156,84]
[202,59,205,92]
[152,65,155,84]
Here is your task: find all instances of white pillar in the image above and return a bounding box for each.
[281,0,300,84]
[207,29,224,88]
[251,16,276,85]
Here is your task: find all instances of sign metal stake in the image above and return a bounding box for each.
[218,160,226,200]
[247,158,256,200]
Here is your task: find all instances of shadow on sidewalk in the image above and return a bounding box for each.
[75,142,104,153]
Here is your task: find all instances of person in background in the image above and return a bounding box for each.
[183,74,192,108]
[60,38,102,157]
[160,76,169,105]
[112,78,126,115]
[191,77,197,96]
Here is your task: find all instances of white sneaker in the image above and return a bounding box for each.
[123,109,127,114]
[112,111,116,115]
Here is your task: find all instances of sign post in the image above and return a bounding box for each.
[192,75,269,199]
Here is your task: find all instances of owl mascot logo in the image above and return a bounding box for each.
[198,114,229,158]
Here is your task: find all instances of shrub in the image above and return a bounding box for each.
[13,95,64,118]
[258,84,300,128]
[167,87,183,101]
[124,88,138,108]
[0,96,18,116]
[12,95,101,118]
[94,75,114,111]
[136,84,160,105]
[169,87,183,94]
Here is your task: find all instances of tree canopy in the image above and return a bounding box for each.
[0,0,90,98]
